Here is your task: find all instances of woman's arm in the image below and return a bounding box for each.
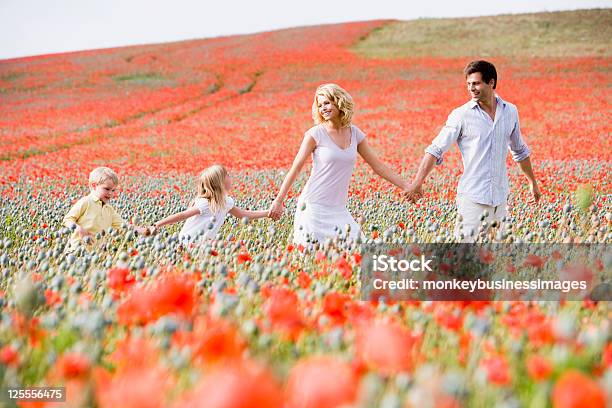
[229,207,269,220]
[357,139,409,191]
[269,133,317,220]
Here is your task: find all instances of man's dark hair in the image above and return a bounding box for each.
[464,60,497,89]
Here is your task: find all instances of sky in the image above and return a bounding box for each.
[1,0,610,60]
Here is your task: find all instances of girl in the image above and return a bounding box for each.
[268,83,410,247]
[148,165,269,243]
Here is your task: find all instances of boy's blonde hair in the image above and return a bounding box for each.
[312,83,354,128]
[196,165,228,214]
[89,167,119,186]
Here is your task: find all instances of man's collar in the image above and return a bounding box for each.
[469,94,506,109]
[495,94,507,107]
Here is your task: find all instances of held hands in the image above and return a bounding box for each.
[404,182,423,203]
[134,225,153,236]
[268,199,284,221]
[135,225,158,236]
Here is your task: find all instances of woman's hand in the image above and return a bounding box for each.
[268,133,316,221]
[268,199,284,221]
[404,182,423,203]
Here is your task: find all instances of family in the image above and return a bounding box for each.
[64,60,541,251]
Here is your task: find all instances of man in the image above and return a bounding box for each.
[407,60,541,242]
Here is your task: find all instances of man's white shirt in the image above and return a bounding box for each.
[425,95,531,206]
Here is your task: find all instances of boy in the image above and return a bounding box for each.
[63,167,139,251]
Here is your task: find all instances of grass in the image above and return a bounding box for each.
[238,71,264,95]
[112,72,169,84]
[0,72,24,82]
[353,9,612,58]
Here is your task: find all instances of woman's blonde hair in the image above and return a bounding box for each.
[311,83,354,128]
[195,164,228,214]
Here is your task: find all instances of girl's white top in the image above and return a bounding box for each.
[300,124,366,207]
[179,196,235,243]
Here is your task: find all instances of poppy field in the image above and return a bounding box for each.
[0,9,611,407]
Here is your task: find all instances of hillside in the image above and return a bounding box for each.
[354,9,612,58]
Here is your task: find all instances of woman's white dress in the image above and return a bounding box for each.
[293,124,366,246]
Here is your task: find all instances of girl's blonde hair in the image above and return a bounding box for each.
[311,83,354,128]
[195,164,228,214]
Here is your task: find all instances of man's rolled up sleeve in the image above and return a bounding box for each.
[425,109,462,165]
[508,110,531,162]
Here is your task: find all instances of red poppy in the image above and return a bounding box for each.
[95,365,174,408]
[526,355,553,381]
[54,352,91,379]
[285,356,358,408]
[44,289,62,307]
[117,273,197,325]
[559,264,594,288]
[321,292,350,325]
[479,248,494,264]
[174,360,283,408]
[552,370,606,408]
[603,342,612,368]
[345,301,375,326]
[0,345,19,367]
[355,321,420,375]
[107,266,135,294]
[297,271,312,289]
[12,313,44,347]
[335,256,352,279]
[523,254,546,269]
[264,286,304,339]
[434,305,463,331]
[172,315,245,365]
[108,336,160,371]
[480,354,511,386]
[237,251,252,264]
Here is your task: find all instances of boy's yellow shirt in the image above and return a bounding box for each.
[63,193,125,249]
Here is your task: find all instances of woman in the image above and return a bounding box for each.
[268,83,409,247]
